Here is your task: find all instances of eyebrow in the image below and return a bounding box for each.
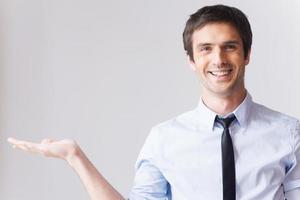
[223,40,240,45]
[196,40,241,49]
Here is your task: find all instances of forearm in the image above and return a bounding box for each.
[67,147,125,200]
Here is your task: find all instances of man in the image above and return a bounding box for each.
[8,4,300,200]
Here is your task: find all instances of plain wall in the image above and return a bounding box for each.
[1,0,300,199]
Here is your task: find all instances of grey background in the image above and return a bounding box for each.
[1,0,299,199]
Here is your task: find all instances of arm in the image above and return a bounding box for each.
[129,127,170,199]
[283,121,300,200]
[7,137,125,200]
[129,159,170,199]
[285,189,300,200]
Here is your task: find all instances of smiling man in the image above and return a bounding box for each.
[128,5,300,199]
[8,4,300,200]
[188,22,248,115]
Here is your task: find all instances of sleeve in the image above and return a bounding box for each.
[283,120,300,193]
[128,127,170,200]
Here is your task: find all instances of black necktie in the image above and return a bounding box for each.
[215,115,236,200]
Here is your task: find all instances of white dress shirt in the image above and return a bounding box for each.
[129,93,300,199]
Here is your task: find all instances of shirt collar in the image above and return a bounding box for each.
[196,99,219,131]
[196,92,253,130]
[231,92,253,128]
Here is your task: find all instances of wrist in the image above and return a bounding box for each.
[65,142,83,167]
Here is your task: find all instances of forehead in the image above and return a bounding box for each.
[192,22,242,46]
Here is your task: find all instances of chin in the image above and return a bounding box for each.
[208,87,236,97]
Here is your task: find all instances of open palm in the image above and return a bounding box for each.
[7,137,78,161]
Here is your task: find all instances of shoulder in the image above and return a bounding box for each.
[250,101,299,130]
[139,109,198,159]
[149,107,200,138]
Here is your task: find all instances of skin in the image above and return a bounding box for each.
[7,22,300,199]
[7,137,125,200]
[189,22,249,116]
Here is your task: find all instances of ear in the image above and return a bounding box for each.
[244,48,251,65]
[187,55,196,72]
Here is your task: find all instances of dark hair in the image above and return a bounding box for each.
[183,5,252,61]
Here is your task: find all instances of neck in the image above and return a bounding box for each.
[202,88,247,116]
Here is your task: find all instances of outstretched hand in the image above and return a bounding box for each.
[7,137,79,162]
[8,137,126,200]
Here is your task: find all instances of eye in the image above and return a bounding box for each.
[224,44,237,51]
[200,46,212,52]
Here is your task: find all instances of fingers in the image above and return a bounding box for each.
[41,138,54,144]
[7,137,43,154]
[7,137,18,145]
[7,137,33,147]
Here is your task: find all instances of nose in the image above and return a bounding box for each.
[211,48,227,67]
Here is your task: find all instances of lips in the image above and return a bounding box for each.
[208,69,233,77]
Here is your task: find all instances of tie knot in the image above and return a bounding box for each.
[215,115,236,129]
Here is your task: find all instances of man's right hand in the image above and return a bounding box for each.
[7,137,125,200]
[7,137,79,164]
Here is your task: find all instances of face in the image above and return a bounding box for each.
[189,22,250,98]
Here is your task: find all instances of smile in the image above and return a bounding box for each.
[208,69,233,77]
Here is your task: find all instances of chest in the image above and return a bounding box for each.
[157,128,292,198]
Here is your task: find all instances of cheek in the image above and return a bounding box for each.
[230,57,246,70]
[195,65,207,77]
[193,58,207,71]
[232,54,247,65]
[195,68,209,82]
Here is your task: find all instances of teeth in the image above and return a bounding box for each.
[210,70,231,76]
